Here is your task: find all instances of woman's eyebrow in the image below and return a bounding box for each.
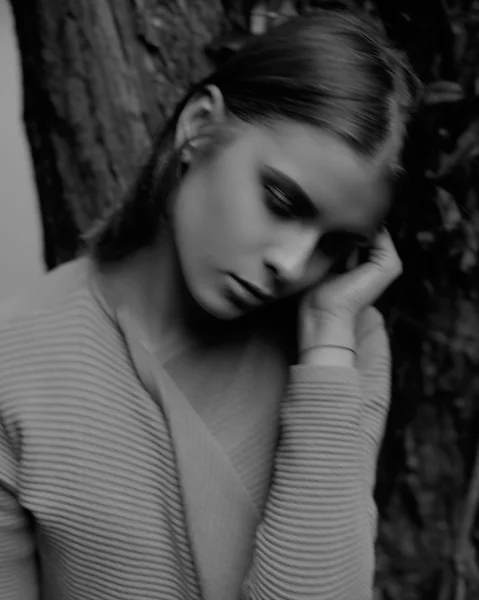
[263,166,318,217]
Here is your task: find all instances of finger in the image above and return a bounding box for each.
[336,230,401,305]
[369,228,403,277]
[346,247,360,270]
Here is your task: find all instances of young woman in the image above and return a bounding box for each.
[0,9,416,600]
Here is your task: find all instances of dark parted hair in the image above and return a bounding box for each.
[85,8,419,263]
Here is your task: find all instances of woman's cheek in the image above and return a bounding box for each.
[305,255,335,287]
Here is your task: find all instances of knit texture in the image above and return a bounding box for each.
[0,258,390,600]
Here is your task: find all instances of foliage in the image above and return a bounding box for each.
[208,1,479,598]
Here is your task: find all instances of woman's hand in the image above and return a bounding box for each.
[299,229,402,361]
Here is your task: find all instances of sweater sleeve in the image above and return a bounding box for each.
[0,416,39,600]
[242,311,390,600]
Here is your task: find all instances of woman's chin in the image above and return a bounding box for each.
[192,288,253,321]
[202,298,249,321]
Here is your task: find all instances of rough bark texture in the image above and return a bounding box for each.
[9,0,224,268]
[371,3,479,597]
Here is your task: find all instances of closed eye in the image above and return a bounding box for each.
[261,167,317,220]
[263,183,298,218]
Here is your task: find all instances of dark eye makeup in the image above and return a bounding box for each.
[263,182,297,218]
[261,166,317,220]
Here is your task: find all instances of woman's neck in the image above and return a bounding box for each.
[92,232,226,361]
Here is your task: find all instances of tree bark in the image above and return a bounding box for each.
[8,0,225,269]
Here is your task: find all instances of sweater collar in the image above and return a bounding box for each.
[116,302,261,600]
[87,257,262,599]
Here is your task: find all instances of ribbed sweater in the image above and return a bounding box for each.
[0,257,390,600]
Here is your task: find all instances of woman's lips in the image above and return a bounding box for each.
[227,275,274,306]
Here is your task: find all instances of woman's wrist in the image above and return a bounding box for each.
[299,313,356,366]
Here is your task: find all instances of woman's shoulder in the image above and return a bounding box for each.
[0,256,120,385]
[0,257,94,331]
[0,256,133,421]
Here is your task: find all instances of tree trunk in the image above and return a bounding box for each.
[8,0,225,269]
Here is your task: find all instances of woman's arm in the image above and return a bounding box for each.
[241,308,390,600]
[0,417,39,600]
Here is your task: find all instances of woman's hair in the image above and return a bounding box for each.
[85,7,419,262]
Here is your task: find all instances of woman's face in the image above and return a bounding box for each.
[173,119,390,320]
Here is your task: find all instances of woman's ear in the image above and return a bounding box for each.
[175,85,226,160]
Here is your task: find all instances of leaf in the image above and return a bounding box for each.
[250,0,297,34]
[416,231,436,246]
[204,32,251,64]
[436,119,479,179]
[460,222,478,273]
[250,1,270,34]
[423,81,465,106]
[436,187,463,232]
[451,21,468,69]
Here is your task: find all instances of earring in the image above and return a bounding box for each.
[177,143,191,178]
[179,141,191,164]
[179,148,189,164]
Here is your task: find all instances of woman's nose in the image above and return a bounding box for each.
[264,227,321,286]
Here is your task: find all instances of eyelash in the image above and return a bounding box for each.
[263,183,297,219]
